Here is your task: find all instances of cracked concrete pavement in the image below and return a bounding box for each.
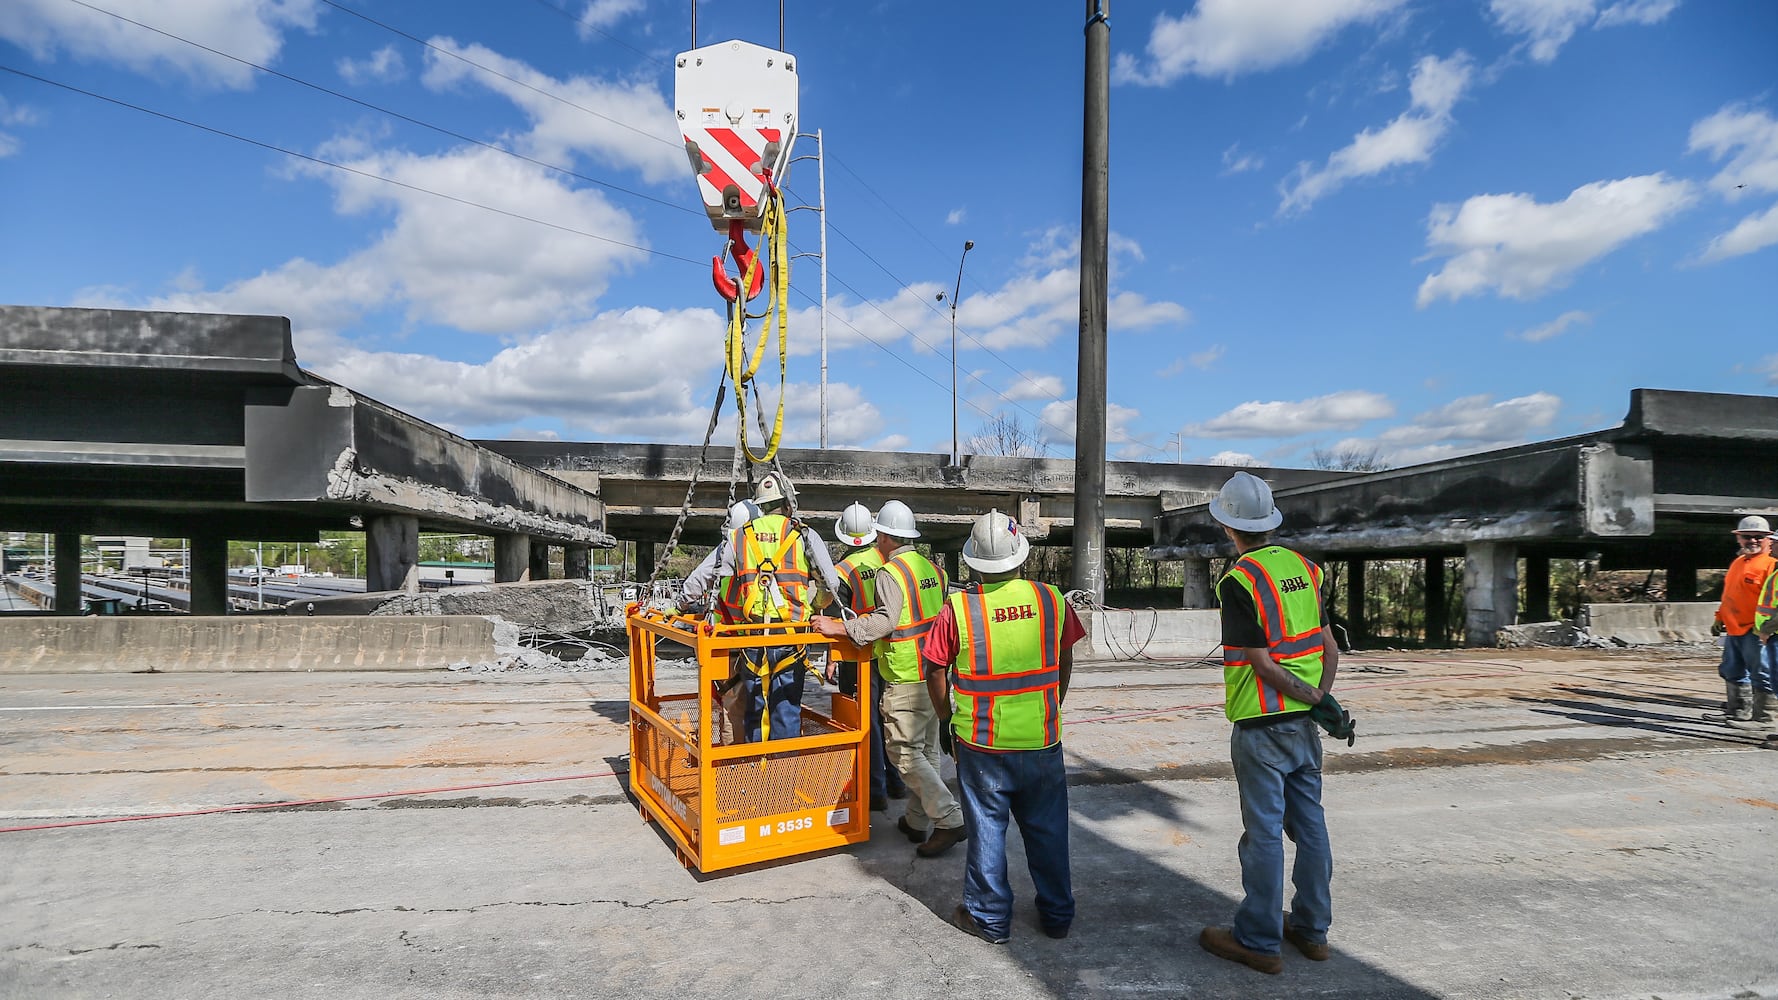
[1,649,1775,999]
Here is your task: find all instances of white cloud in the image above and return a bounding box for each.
[1280,52,1473,214]
[946,208,966,225]
[872,434,912,452]
[0,134,20,159]
[1699,201,1778,262]
[1114,0,1409,85]
[1221,143,1264,175]
[811,229,1186,355]
[338,44,406,85]
[0,0,318,89]
[577,0,644,35]
[1510,309,1592,342]
[1758,356,1778,386]
[0,96,38,127]
[1594,0,1681,28]
[1190,344,1226,369]
[1185,390,1395,439]
[1157,359,1187,378]
[1004,371,1065,402]
[1037,398,1142,452]
[1207,450,1264,467]
[1417,174,1696,306]
[420,38,683,183]
[1333,391,1561,465]
[143,143,648,336]
[1488,0,1680,63]
[1688,103,1778,199]
[1687,103,1778,261]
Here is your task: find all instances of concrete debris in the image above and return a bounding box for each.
[371,579,606,632]
[1495,621,1587,648]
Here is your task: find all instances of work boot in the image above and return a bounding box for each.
[951,904,1008,945]
[1198,927,1282,975]
[1282,920,1330,961]
[1733,685,1755,722]
[1728,690,1776,730]
[1703,681,1751,723]
[896,815,927,843]
[916,823,969,858]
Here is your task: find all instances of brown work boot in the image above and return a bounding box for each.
[1283,922,1330,961]
[896,815,927,843]
[916,823,969,858]
[1199,926,1282,975]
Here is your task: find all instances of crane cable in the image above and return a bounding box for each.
[726,182,790,464]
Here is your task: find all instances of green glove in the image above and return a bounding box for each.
[1309,693,1356,746]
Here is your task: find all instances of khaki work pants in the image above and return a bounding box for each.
[882,679,963,832]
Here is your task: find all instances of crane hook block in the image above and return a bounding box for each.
[675,39,798,233]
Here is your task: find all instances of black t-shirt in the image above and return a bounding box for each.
[1218,550,1326,650]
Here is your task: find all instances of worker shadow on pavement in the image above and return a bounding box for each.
[850,746,1440,998]
[1514,691,1769,748]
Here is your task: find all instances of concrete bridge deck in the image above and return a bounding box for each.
[2,651,1773,999]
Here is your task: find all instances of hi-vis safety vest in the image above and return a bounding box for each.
[1756,567,1777,635]
[948,579,1065,750]
[720,513,812,624]
[834,547,884,665]
[1220,546,1326,724]
[875,550,946,684]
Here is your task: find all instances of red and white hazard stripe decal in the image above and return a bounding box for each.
[686,127,781,209]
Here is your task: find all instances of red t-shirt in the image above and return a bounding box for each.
[921,591,1087,669]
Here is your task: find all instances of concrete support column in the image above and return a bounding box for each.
[53,530,82,616]
[635,541,655,582]
[1462,542,1518,647]
[189,535,230,616]
[495,534,530,583]
[1425,556,1447,646]
[1665,561,1697,601]
[530,543,552,582]
[366,514,420,594]
[1344,559,1366,642]
[1524,554,1551,622]
[564,545,591,581]
[1182,558,1214,609]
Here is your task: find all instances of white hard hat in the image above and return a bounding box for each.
[754,473,795,508]
[962,509,1030,574]
[1735,515,1773,536]
[1209,471,1283,533]
[834,502,877,547]
[874,499,921,539]
[727,500,762,531]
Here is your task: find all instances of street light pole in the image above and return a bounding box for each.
[950,239,974,466]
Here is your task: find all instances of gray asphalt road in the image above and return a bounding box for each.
[1,652,1773,999]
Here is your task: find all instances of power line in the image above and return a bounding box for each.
[0,65,706,268]
[63,0,700,220]
[315,0,680,153]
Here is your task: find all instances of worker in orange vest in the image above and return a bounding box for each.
[1706,515,1774,725]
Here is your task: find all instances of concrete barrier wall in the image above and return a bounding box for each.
[1581,602,1718,645]
[0,616,495,674]
[1074,608,1223,663]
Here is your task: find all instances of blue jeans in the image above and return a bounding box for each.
[955,741,1074,938]
[1721,632,1767,691]
[1230,716,1332,955]
[1757,636,1778,697]
[738,646,806,742]
[836,662,905,799]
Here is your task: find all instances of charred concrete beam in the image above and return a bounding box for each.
[245,386,612,547]
[0,305,302,381]
[1149,442,1655,560]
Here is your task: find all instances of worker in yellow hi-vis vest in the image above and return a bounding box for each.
[828,502,908,811]
[681,474,841,741]
[1197,472,1351,977]
[813,500,964,857]
[920,509,1086,945]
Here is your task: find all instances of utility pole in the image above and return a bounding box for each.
[1072,0,1111,603]
[789,129,829,447]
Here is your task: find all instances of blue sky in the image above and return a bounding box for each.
[2,0,1774,468]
